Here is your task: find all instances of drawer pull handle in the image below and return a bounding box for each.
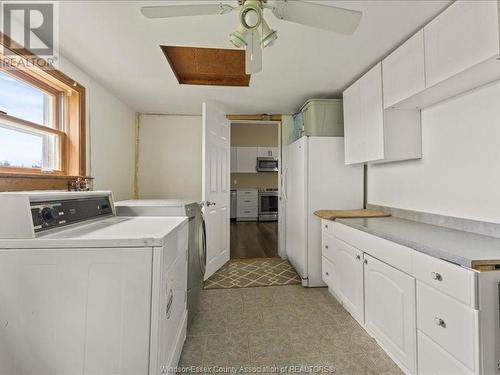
[434,317,446,328]
[325,271,329,276]
[325,245,329,249]
[364,259,368,264]
[356,255,361,260]
[325,225,329,229]
[431,272,443,281]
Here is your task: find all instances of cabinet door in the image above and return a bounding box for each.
[382,30,426,108]
[230,147,238,173]
[257,147,278,158]
[236,147,258,173]
[271,147,279,158]
[335,239,364,323]
[424,1,500,88]
[360,63,385,163]
[343,80,364,165]
[364,254,416,373]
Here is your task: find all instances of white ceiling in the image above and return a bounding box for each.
[58,0,451,115]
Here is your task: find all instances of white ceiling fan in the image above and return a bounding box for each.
[141,0,362,75]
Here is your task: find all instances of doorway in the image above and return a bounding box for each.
[229,120,280,259]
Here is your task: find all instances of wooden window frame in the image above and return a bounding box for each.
[0,32,88,191]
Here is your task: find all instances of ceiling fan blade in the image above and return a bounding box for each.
[244,30,262,74]
[270,0,362,35]
[141,3,235,19]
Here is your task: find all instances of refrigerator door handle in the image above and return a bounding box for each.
[282,167,288,201]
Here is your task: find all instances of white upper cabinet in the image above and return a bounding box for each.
[235,147,258,173]
[381,1,500,110]
[343,80,364,164]
[360,63,385,162]
[424,1,500,88]
[257,147,279,158]
[230,147,238,173]
[343,63,421,165]
[382,30,426,109]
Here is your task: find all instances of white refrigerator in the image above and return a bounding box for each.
[284,136,363,287]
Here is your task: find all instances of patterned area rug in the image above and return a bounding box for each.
[205,257,302,289]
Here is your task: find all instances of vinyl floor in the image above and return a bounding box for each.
[179,285,403,374]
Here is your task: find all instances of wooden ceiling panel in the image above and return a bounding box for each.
[161,46,250,87]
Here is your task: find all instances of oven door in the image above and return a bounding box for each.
[257,158,278,172]
[259,193,278,215]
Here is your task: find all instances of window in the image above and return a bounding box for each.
[0,70,62,172]
[0,33,86,186]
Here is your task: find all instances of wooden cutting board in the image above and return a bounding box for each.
[314,209,391,220]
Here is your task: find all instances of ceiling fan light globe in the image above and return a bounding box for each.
[261,31,277,48]
[260,19,277,48]
[230,31,247,48]
[244,9,260,28]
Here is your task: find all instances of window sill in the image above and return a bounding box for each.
[0,172,92,180]
[0,173,93,192]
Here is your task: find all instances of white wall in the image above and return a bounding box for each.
[59,56,136,201]
[368,81,500,223]
[138,115,202,200]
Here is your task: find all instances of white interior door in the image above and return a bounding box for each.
[202,102,230,280]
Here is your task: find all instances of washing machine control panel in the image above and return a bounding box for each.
[31,196,113,232]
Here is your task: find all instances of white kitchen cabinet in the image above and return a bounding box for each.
[257,147,279,158]
[343,80,364,164]
[382,30,426,109]
[235,147,258,173]
[388,1,500,110]
[334,237,364,324]
[417,281,479,372]
[417,331,474,375]
[360,63,385,162]
[364,254,417,374]
[343,63,422,165]
[424,1,500,88]
[230,147,238,173]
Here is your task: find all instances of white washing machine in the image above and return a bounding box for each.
[0,191,188,375]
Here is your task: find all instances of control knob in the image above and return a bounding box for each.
[41,207,59,224]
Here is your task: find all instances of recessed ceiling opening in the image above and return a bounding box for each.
[161,46,251,87]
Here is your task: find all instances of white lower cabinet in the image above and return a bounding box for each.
[416,281,479,372]
[334,237,364,323]
[417,331,474,375]
[364,254,417,374]
[320,220,485,375]
[322,232,364,323]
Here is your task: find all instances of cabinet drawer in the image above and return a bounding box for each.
[417,331,474,375]
[416,281,479,372]
[237,190,258,198]
[237,197,258,207]
[321,256,334,288]
[322,219,335,237]
[237,207,258,218]
[332,222,413,274]
[322,232,337,262]
[413,250,477,307]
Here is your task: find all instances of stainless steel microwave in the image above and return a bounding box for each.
[256,157,278,172]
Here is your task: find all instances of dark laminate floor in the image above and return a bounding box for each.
[230,221,278,259]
